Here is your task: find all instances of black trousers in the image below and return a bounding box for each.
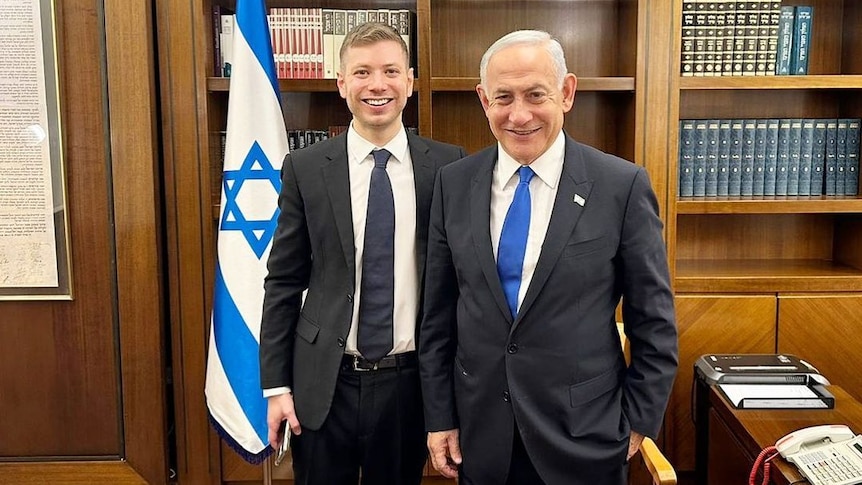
[291,361,426,485]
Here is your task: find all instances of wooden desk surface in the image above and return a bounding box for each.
[709,385,862,485]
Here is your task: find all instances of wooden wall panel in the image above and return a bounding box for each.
[0,0,167,482]
[778,294,862,404]
[0,0,120,458]
[668,295,776,472]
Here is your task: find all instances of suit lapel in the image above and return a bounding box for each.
[408,134,436,284]
[471,148,513,323]
[516,137,592,326]
[321,136,356,286]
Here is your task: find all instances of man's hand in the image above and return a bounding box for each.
[427,429,462,478]
[627,431,645,460]
[267,392,302,450]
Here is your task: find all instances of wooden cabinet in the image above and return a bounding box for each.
[156,0,862,483]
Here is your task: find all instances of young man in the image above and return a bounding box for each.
[259,22,466,485]
[419,30,678,484]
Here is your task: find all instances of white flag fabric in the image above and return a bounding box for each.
[205,0,288,463]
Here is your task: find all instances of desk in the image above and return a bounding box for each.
[707,385,862,484]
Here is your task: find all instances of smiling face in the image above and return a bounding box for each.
[337,39,414,146]
[477,43,576,165]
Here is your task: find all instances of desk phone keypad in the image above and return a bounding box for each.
[796,449,862,485]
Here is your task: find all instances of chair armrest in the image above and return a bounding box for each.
[639,437,677,485]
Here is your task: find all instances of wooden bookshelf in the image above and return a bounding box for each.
[666,0,862,474]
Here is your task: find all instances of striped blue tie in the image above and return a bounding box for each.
[497,166,534,319]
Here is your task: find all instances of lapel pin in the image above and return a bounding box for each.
[573,194,586,206]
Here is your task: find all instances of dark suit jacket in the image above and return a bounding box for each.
[419,134,678,485]
[259,131,465,431]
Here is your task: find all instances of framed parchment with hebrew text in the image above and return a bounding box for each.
[0,0,71,300]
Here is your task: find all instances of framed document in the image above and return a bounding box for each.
[0,0,72,300]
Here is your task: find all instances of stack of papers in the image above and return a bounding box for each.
[719,384,832,409]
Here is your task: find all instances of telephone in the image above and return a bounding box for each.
[751,425,862,485]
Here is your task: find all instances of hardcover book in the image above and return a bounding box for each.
[679,120,696,197]
[791,6,812,75]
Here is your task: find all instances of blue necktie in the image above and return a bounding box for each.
[497,166,534,319]
[358,149,395,362]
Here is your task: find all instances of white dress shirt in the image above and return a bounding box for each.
[490,131,565,314]
[345,124,419,356]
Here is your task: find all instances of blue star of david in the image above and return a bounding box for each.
[220,141,282,259]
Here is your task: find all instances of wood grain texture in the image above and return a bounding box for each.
[668,295,776,472]
[777,294,862,404]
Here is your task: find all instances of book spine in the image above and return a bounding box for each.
[212,6,222,77]
[722,1,737,75]
[836,119,848,195]
[764,119,779,195]
[798,119,815,196]
[707,0,722,76]
[753,119,767,195]
[322,10,334,79]
[791,6,812,75]
[729,119,744,196]
[679,120,696,197]
[718,119,732,195]
[694,120,709,196]
[754,1,771,75]
[333,10,346,75]
[740,119,756,195]
[694,0,709,76]
[844,119,860,196]
[825,119,838,195]
[775,6,795,75]
[764,0,780,76]
[682,0,697,76]
[220,13,235,78]
[787,119,803,195]
[776,119,791,196]
[742,1,759,75]
[732,1,747,76]
[810,120,827,196]
[706,119,721,195]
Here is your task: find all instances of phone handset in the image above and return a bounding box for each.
[775,424,855,457]
[749,425,855,485]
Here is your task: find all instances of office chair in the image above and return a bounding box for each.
[617,322,678,485]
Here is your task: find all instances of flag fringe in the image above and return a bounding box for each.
[208,412,274,465]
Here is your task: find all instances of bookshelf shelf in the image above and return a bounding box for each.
[676,197,862,214]
[675,259,862,293]
[431,76,636,92]
[679,75,862,90]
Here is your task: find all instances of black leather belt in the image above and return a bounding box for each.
[341,352,418,372]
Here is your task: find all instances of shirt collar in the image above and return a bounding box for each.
[347,122,409,165]
[494,130,566,189]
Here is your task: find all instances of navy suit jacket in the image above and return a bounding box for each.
[260,131,466,430]
[418,134,678,484]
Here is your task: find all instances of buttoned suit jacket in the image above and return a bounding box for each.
[260,131,466,430]
[419,134,678,485]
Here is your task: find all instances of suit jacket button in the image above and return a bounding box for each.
[507,343,519,354]
[347,294,353,303]
[502,391,510,402]
[337,337,345,347]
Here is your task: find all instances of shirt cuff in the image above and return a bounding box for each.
[263,386,292,398]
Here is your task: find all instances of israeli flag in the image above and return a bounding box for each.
[205,0,288,464]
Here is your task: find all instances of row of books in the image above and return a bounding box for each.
[681,1,812,77]
[678,118,861,197]
[212,7,414,80]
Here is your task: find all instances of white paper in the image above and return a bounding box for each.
[719,384,819,406]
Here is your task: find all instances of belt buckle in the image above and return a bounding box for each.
[352,355,378,372]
